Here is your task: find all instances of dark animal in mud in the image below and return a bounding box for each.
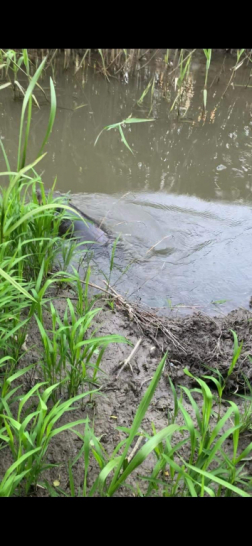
[56,202,109,248]
[35,190,109,249]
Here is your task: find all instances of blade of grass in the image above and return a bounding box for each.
[38,77,57,157]
[105,354,167,495]
[17,57,47,171]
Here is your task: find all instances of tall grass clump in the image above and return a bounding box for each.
[0,49,47,103]
[35,284,129,399]
[0,56,132,496]
[0,370,100,495]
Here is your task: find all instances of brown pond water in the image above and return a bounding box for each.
[1,50,252,315]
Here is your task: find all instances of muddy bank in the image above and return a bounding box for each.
[96,290,252,390]
[22,293,252,391]
[149,308,252,388]
[1,293,251,497]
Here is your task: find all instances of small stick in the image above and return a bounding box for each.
[103,280,185,353]
[127,434,144,462]
[50,275,114,297]
[116,338,142,379]
[136,49,160,71]
[145,235,171,255]
[139,377,153,389]
[98,191,131,230]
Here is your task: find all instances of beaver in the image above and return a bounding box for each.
[35,189,109,247]
[56,202,109,246]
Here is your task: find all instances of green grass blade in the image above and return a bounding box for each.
[1,447,41,486]
[38,77,57,156]
[3,153,47,210]
[0,267,35,301]
[17,57,47,171]
[229,330,243,376]
[110,424,180,495]
[20,95,32,169]
[107,354,167,495]
[180,385,202,430]
[98,458,120,492]
[234,442,252,465]
[0,139,11,182]
[5,203,86,237]
[178,400,196,461]
[51,419,89,438]
[124,117,155,124]
[183,462,250,497]
[119,125,133,154]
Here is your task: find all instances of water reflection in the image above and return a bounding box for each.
[1,50,252,314]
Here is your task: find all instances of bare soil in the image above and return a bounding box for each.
[1,291,252,497]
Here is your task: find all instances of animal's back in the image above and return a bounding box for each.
[57,202,109,246]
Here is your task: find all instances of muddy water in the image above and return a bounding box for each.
[1,50,252,315]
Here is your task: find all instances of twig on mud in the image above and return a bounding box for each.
[116,338,142,379]
[53,275,186,355]
[139,377,153,389]
[103,280,186,354]
[87,281,111,295]
[145,235,171,255]
[127,434,144,463]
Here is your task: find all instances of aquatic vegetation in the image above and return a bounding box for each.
[203,48,212,110]
[1,49,249,123]
[94,115,155,154]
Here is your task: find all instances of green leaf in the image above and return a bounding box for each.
[0,448,41,486]
[38,77,57,156]
[17,57,47,170]
[111,424,180,494]
[184,462,250,497]
[107,354,167,496]
[0,267,35,302]
[228,330,243,376]
[119,125,134,154]
[5,203,87,237]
